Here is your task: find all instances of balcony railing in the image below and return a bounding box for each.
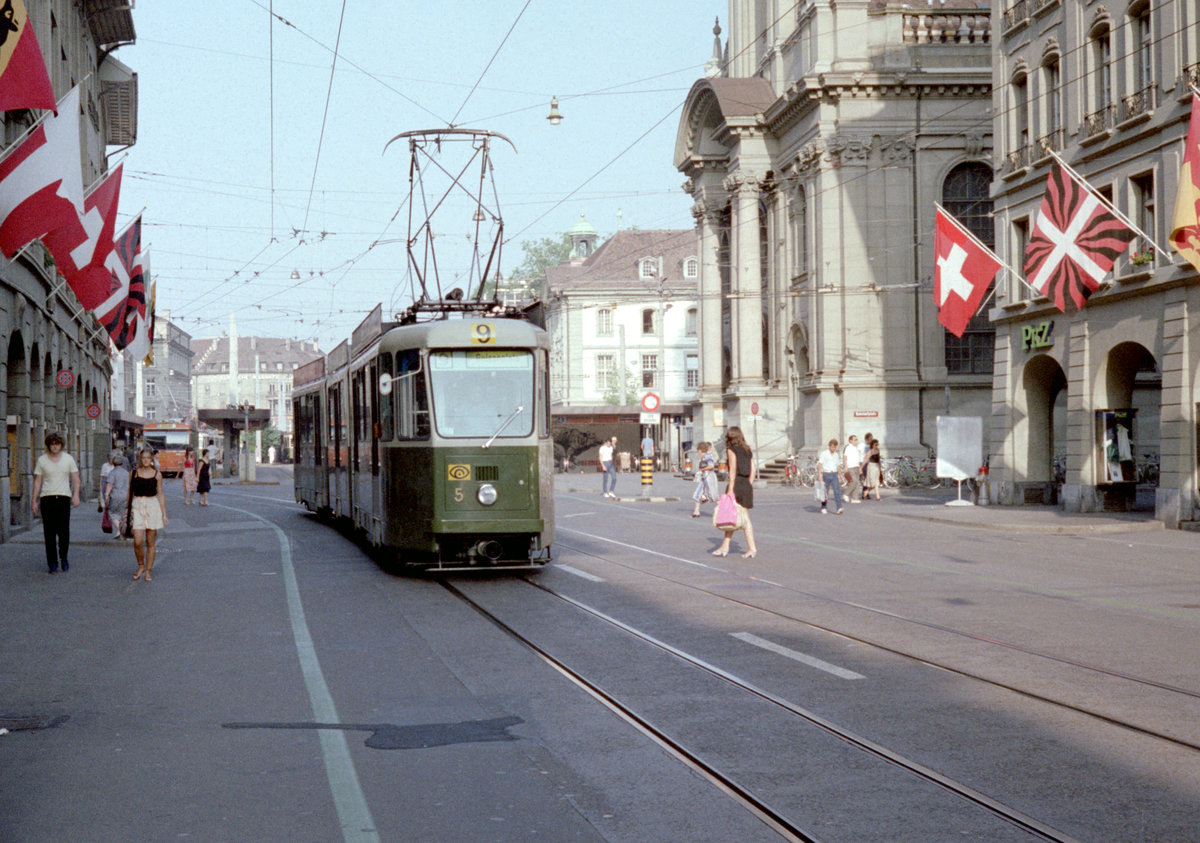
[1031,0,1059,14]
[1035,128,1066,159]
[1005,144,1035,174]
[1002,0,1029,32]
[1120,85,1155,122]
[1081,103,1118,140]
[1182,61,1200,91]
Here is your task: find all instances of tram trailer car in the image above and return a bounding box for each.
[294,311,554,572]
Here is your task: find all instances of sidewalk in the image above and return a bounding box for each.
[555,470,1170,535]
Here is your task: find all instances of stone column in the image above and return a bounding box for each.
[729,175,763,390]
[1063,318,1097,512]
[0,357,8,540]
[693,198,725,441]
[1159,292,1194,525]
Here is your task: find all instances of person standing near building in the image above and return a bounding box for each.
[196,450,212,506]
[182,447,198,505]
[691,441,717,517]
[843,434,863,504]
[31,433,81,574]
[599,437,617,499]
[818,438,844,515]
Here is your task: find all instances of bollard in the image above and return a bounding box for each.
[977,465,990,505]
[640,457,653,497]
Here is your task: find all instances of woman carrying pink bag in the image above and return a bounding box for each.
[711,426,758,558]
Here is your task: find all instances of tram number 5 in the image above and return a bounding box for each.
[453,487,464,503]
[472,323,495,345]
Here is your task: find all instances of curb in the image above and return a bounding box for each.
[884,511,1166,535]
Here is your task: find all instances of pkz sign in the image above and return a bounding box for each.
[1022,320,1055,351]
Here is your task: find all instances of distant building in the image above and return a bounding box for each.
[544,224,700,467]
[111,312,193,422]
[190,327,321,457]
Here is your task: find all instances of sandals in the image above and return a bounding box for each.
[711,549,728,557]
[133,568,144,581]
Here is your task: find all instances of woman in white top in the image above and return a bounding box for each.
[32,432,81,574]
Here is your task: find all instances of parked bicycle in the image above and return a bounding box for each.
[882,455,942,489]
[782,453,799,487]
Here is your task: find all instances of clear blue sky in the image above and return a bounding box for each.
[116,0,725,350]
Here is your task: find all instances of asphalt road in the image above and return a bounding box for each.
[1,466,1196,841]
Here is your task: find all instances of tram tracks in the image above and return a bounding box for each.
[440,578,1082,843]
[556,539,1200,754]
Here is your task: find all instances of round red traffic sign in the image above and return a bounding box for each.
[751,402,760,415]
[641,392,660,412]
[56,369,75,388]
[86,403,101,419]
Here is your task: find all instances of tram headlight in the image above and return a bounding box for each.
[477,484,498,506]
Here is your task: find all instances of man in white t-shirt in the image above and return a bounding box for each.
[843,434,863,503]
[599,437,617,498]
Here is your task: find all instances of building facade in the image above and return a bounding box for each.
[988,0,1200,526]
[675,2,994,462]
[544,225,700,465]
[0,1,136,536]
[190,328,322,458]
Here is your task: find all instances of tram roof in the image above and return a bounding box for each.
[380,317,547,352]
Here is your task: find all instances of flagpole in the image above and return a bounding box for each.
[1047,150,1168,254]
[935,202,1042,298]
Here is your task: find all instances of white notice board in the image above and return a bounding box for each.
[936,416,983,481]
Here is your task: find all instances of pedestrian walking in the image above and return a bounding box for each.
[864,436,883,501]
[818,438,844,514]
[104,454,130,540]
[196,451,212,506]
[712,426,758,557]
[31,432,81,574]
[182,447,198,505]
[691,442,717,517]
[844,434,863,503]
[99,450,117,513]
[599,436,617,499]
[130,448,169,581]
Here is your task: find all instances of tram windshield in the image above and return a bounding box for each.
[428,349,534,439]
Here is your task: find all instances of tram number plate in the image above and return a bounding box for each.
[472,323,495,344]
[447,464,471,481]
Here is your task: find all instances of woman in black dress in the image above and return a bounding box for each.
[196,452,212,506]
[712,426,758,558]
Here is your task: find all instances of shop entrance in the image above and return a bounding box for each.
[1019,354,1067,485]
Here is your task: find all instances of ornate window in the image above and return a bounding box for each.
[596,307,612,337]
[642,308,655,335]
[685,257,698,278]
[942,163,995,375]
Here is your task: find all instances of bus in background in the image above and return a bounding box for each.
[142,421,198,477]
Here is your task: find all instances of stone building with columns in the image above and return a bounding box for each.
[0,1,136,538]
[674,3,994,461]
[986,0,1200,526]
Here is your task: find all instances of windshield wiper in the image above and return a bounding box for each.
[482,406,524,449]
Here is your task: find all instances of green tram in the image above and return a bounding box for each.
[293,304,554,572]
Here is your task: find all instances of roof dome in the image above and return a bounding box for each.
[568,212,596,236]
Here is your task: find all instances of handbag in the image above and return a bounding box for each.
[101,509,113,534]
[814,478,826,503]
[713,492,739,530]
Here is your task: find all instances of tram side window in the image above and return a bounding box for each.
[328,383,343,467]
[539,350,550,438]
[313,393,322,466]
[395,349,430,440]
[379,352,394,441]
[369,359,380,475]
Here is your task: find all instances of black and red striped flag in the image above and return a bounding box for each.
[1023,164,1135,312]
[98,216,146,351]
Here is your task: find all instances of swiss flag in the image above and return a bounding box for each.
[42,164,123,311]
[0,0,57,113]
[935,207,1001,337]
[0,86,84,257]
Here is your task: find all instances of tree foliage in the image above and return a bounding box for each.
[508,234,573,285]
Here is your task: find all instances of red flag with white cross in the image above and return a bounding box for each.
[934,207,1001,338]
